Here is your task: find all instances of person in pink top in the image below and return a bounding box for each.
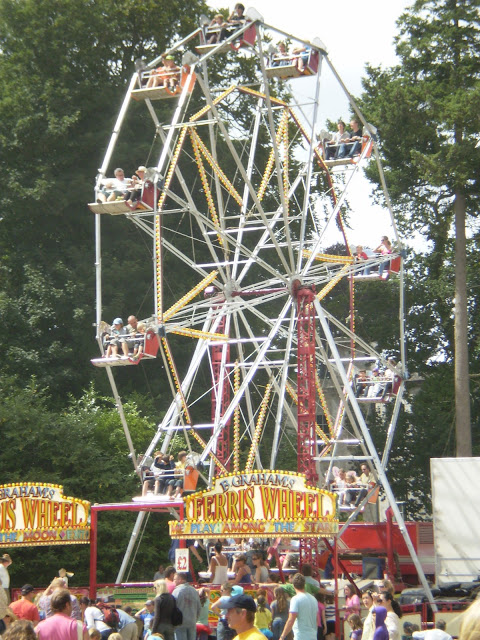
[344,584,361,617]
[164,566,176,594]
[36,589,88,640]
[374,236,393,277]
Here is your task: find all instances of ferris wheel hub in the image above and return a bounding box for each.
[224,279,240,300]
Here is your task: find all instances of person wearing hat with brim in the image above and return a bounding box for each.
[104,318,128,359]
[9,584,40,626]
[135,600,155,638]
[223,594,267,640]
[125,168,147,206]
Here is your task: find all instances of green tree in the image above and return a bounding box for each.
[0,0,207,403]
[0,379,176,586]
[357,0,480,455]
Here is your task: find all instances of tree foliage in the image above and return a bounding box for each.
[357,0,480,457]
[0,378,176,586]
[0,0,208,402]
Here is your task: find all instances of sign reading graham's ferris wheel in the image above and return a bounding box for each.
[0,483,90,547]
[169,471,338,539]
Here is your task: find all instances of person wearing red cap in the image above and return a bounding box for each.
[9,585,40,626]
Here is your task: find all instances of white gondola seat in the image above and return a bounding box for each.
[91,328,160,367]
[88,181,156,215]
[352,256,401,282]
[195,22,256,54]
[266,48,319,79]
[131,65,196,102]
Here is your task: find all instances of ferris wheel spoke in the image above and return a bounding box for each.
[194,73,293,275]
[198,295,293,463]
[255,30,295,273]
[269,303,298,468]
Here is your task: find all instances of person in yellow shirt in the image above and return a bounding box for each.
[254,597,272,638]
[223,595,268,640]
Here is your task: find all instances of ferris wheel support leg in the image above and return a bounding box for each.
[269,306,297,469]
[105,366,139,472]
[96,73,138,189]
[381,383,405,468]
[115,511,147,585]
[314,298,437,609]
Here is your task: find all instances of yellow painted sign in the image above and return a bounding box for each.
[169,471,338,539]
[0,483,90,547]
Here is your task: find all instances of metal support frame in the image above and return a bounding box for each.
[90,502,184,599]
[314,297,437,608]
[294,284,319,567]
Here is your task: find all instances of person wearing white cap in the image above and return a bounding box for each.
[104,318,128,359]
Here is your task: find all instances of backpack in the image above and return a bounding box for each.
[98,603,120,631]
[171,603,183,627]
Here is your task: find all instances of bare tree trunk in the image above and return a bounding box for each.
[454,189,472,456]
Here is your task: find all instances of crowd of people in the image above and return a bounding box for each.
[3,552,480,640]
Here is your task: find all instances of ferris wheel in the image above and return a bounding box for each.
[88,10,433,598]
